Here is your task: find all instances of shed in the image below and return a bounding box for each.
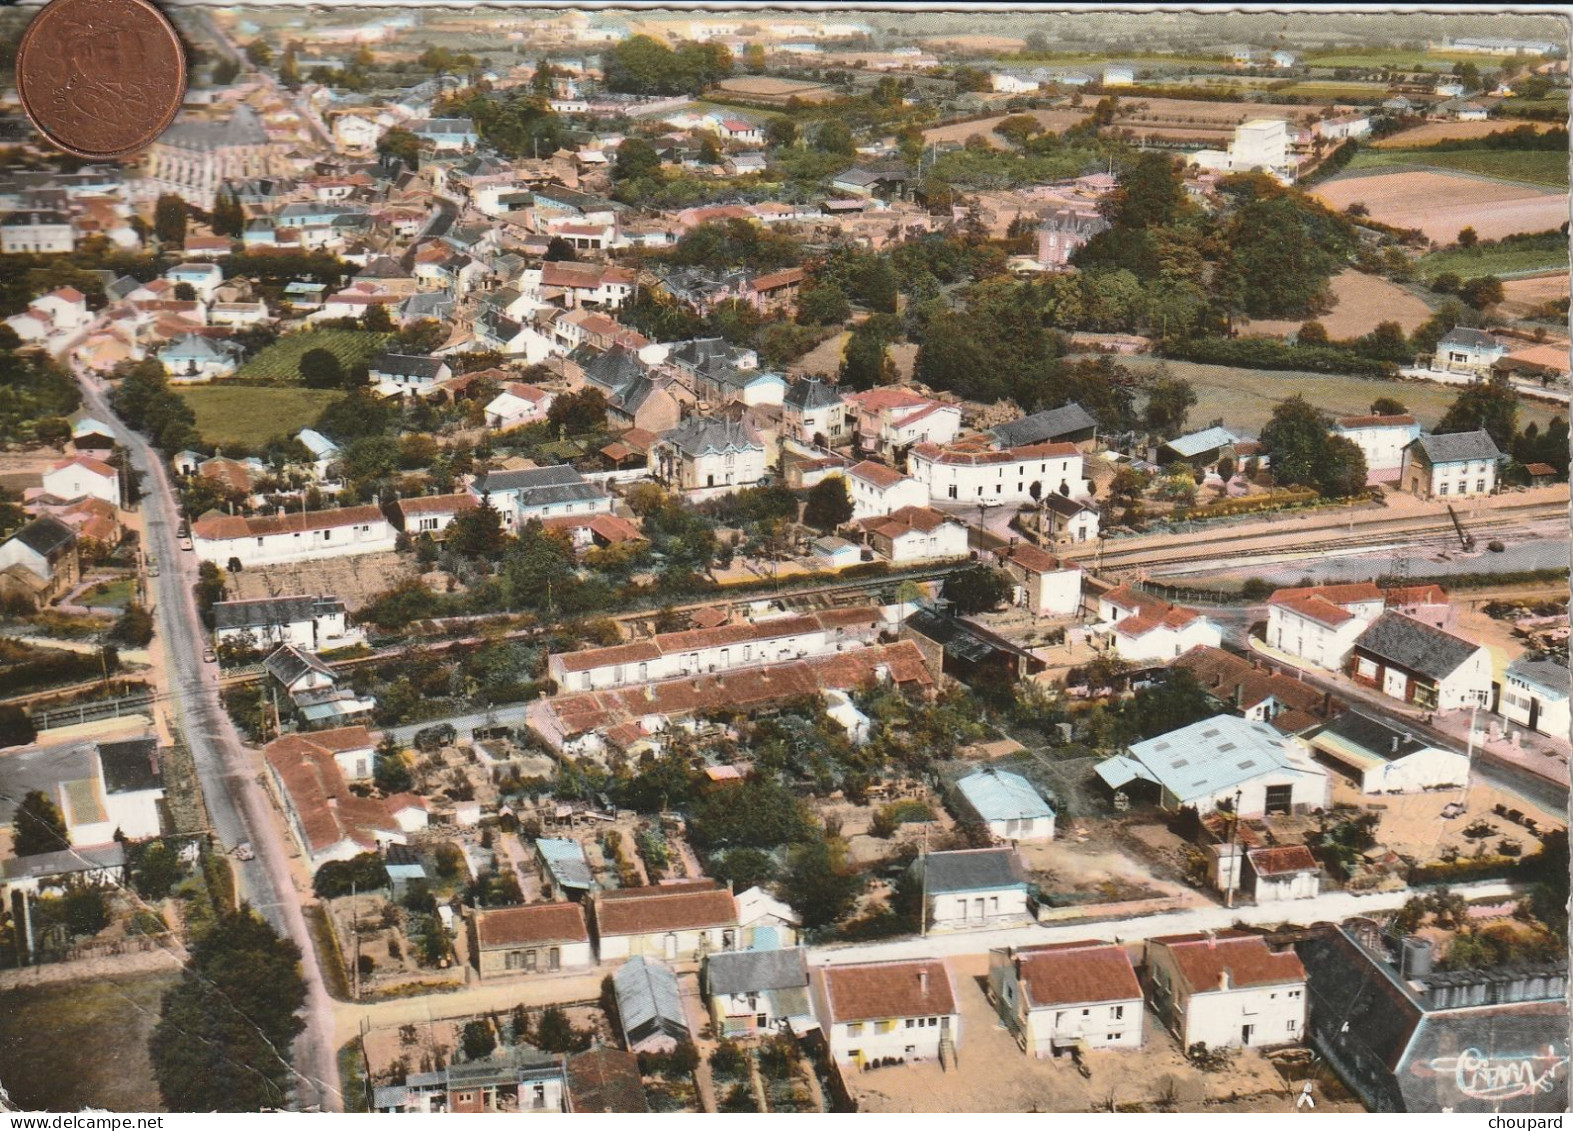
[612,956,690,1053]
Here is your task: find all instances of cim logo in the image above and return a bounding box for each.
[1412,1046,1569,1103]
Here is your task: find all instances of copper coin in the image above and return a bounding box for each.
[16,0,187,160]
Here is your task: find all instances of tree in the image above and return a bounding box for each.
[153,194,188,246]
[765,116,797,148]
[109,602,155,646]
[299,347,345,389]
[1260,395,1332,490]
[1458,275,1505,310]
[795,282,849,326]
[778,838,862,930]
[244,39,272,67]
[212,189,246,239]
[461,1020,497,1061]
[534,1005,579,1053]
[1297,320,1329,345]
[1436,375,1518,449]
[133,839,183,900]
[1318,435,1369,499]
[941,564,1012,615]
[63,881,109,936]
[362,302,393,332]
[13,790,69,856]
[547,387,608,436]
[803,476,853,532]
[612,137,661,183]
[1142,375,1197,439]
[377,127,422,166]
[544,236,578,262]
[743,43,766,73]
[0,704,37,748]
[1370,396,1408,417]
[1430,271,1461,295]
[1456,226,1479,249]
[816,120,855,157]
[312,853,391,899]
[373,736,414,793]
[150,907,307,1111]
[448,495,507,559]
[838,323,894,390]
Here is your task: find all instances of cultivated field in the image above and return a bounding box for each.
[227,550,416,611]
[1344,147,1569,188]
[1371,119,1560,147]
[234,328,390,383]
[1113,356,1560,436]
[1311,169,1568,243]
[1111,96,1325,132]
[1497,272,1570,320]
[1241,270,1435,341]
[0,970,178,1111]
[1274,80,1391,100]
[922,109,1091,149]
[179,385,344,447]
[1418,232,1567,279]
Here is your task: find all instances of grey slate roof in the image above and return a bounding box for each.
[1310,711,1434,763]
[612,957,689,1048]
[918,848,1027,894]
[991,403,1098,448]
[474,465,607,509]
[1,842,124,881]
[706,946,810,996]
[370,353,446,381]
[97,737,162,794]
[158,106,269,151]
[1353,613,1483,681]
[1163,426,1239,459]
[213,594,343,632]
[660,416,762,457]
[1506,656,1570,697]
[582,345,648,395]
[263,644,335,687]
[10,515,76,557]
[1438,327,1503,351]
[1409,430,1502,465]
[784,377,844,413]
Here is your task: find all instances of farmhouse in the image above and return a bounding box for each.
[484,382,554,430]
[192,505,398,566]
[1303,711,1468,793]
[389,493,478,540]
[857,506,971,564]
[844,460,928,520]
[995,542,1082,617]
[1331,414,1420,481]
[1348,612,1492,711]
[591,880,740,961]
[42,455,121,509]
[1096,584,1221,662]
[264,732,405,870]
[0,516,79,606]
[988,941,1145,1057]
[212,594,357,653]
[1144,931,1307,1050]
[811,959,960,1068]
[472,902,594,978]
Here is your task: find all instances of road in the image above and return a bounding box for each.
[809,878,1522,966]
[74,371,343,1112]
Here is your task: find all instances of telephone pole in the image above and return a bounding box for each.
[1224,788,1243,909]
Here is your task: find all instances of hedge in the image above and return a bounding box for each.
[1184,487,1320,520]
[1374,567,1570,591]
[1162,336,1400,378]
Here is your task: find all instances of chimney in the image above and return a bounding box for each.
[918,968,930,995]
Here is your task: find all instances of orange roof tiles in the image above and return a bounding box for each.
[1246,845,1320,877]
[847,460,906,489]
[193,504,385,541]
[50,454,116,478]
[859,505,961,539]
[817,960,956,1023]
[1268,582,1383,608]
[1013,941,1142,1009]
[910,440,1078,466]
[1149,931,1306,991]
[594,881,737,936]
[476,902,590,948]
[264,733,399,856]
[396,493,477,517]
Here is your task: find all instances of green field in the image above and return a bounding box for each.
[1276,80,1389,100]
[234,329,391,383]
[1304,49,1530,70]
[0,971,178,1112]
[1344,147,1569,187]
[1419,233,1568,279]
[1111,356,1561,437]
[180,386,344,448]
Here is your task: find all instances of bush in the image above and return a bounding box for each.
[312,853,391,899]
[1162,336,1398,378]
[1240,578,1273,602]
[709,1040,748,1081]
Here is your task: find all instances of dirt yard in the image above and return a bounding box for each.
[1311,170,1567,244]
[1330,779,1564,865]
[227,551,416,612]
[1112,97,1324,131]
[1372,119,1559,148]
[922,109,1092,150]
[1242,271,1435,341]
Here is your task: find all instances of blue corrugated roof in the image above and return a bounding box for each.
[955,767,1055,822]
[1164,426,1239,458]
[1113,714,1303,803]
[535,837,595,890]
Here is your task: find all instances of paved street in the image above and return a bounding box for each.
[74,372,343,1112]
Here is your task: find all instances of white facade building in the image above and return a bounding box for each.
[1331,414,1421,478]
[1399,431,1501,501]
[191,505,397,567]
[1501,657,1571,739]
[1145,932,1307,1050]
[812,959,960,1068]
[1265,582,1385,670]
[843,460,929,520]
[1304,711,1468,794]
[1097,584,1221,662]
[42,455,121,509]
[908,441,1088,506]
[989,942,1144,1057]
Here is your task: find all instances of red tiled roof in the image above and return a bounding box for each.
[1269,581,1382,607]
[1013,941,1142,1009]
[1246,845,1320,877]
[193,504,385,541]
[476,902,590,948]
[397,493,477,517]
[304,725,375,753]
[199,457,255,494]
[749,267,805,291]
[594,881,737,936]
[49,286,86,302]
[847,460,906,489]
[264,733,399,856]
[1270,592,1355,628]
[859,505,961,538]
[50,454,116,478]
[817,960,956,1023]
[1336,414,1417,428]
[910,441,1077,467]
[1149,931,1306,992]
[997,542,1073,576]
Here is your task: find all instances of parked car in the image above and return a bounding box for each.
[232,842,254,861]
[202,648,216,663]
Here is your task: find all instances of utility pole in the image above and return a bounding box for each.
[351,878,362,1000]
[919,823,929,938]
[1225,787,1243,909]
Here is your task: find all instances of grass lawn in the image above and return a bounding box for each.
[0,970,178,1111]
[1418,232,1568,279]
[180,385,344,448]
[235,328,391,383]
[1304,49,1518,69]
[81,576,137,610]
[1277,80,1389,100]
[1344,147,1569,188]
[1111,356,1560,437]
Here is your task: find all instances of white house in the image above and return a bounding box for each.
[1303,711,1469,794]
[1434,328,1509,375]
[391,493,478,541]
[1501,657,1570,740]
[915,848,1031,931]
[845,388,963,461]
[649,416,768,499]
[858,506,971,564]
[333,112,386,151]
[811,959,960,1068]
[1399,431,1501,501]
[546,607,879,692]
[485,382,555,430]
[265,732,405,870]
[158,333,238,382]
[781,377,849,446]
[1265,581,1386,669]
[954,767,1056,842]
[1145,931,1307,1050]
[473,903,595,978]
[704,947,816,1038]
[1242,845,1321,902]
[1349,612,1493,712]
[29,287,90,329]
[1228,118,1293,175]
[992,71,1042,94]
[1314,114,1372,140]
[843,460,928,520]
[907,441,1089,506]
[995,542,1082,617]
[164,263,224,302]
[42,454,121,509]
[213,594,358,653]
[88,737,165,842]
[368,353,453,395]
[191,504,398,567]
[1096,714,1329,817]
[988,941,1144,1058]
[1,210,74,253]
[470,465,613,530]
[1041,493,1101,545]
[1331,413,1421,481]
[590,881,741,961]
[1097,584,1221,662]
